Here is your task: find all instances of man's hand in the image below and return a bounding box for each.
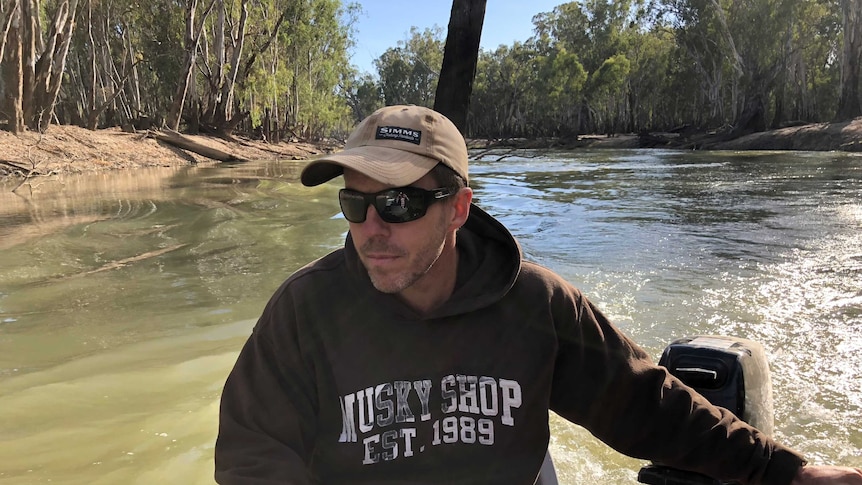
[791,465,862,484]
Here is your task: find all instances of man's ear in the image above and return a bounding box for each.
[450,187,473,230]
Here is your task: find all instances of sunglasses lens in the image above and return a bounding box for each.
[376,189,422,223]
[339,187,451,224]
[339,190,369,223]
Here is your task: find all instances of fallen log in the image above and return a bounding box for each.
[0,160,32,173]
[151,129,250,163]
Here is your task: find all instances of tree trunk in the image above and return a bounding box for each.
[37,0,78,131]
[166,0,199,131]
[166,0,216,131]
[835,0,862,121]
[212,0,248,134]
[85,65,140,130]
[86,0,96,127]
[124,23,141,116]
[10,0,79,132]
[0,0,19,63]
[153,129,249,162]
[772,85,786,129]
[210,0,225,120]
[2,0,24,133]
[433,0,486,134]
[20,0,36,125]
[733,90,767,136]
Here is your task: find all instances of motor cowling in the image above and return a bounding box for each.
[637,335,775,485]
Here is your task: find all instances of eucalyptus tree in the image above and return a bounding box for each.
[532,46,588,136]
[469,42,543,138]
[728,0,798,133]
[194,0,252,134]
[56,0,190,131]
[532,0,640,134]
[342,71,384,122]
[284,0,356,139]
[1,0,24,132]
[234,0,356,141]
[121,1,189,127]
[229,0,294,137]
[624,26,677,131]
[374,26,444,107]
[656,0,730,126]
[1,0,79,133]
[166,0,216,132]
[61,0,173,130]
[162,0,356,138]
[768,0,841,125]
[656,0,813,134]
[835,0,862,120]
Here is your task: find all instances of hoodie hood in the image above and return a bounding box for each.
[344,203,522,319]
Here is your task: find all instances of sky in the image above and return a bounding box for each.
[348,0,564,74]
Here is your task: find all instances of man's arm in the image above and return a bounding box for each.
[792,466,862,484]
[547,286,806,485]
[215,291,318,484]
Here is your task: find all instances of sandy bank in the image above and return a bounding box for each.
[0,126,336,180]
[2,117,861,183]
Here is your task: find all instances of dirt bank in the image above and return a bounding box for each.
[0,125,336,181]
[2,117,861,183]
[707,117,862,151]
[469,116,862,151]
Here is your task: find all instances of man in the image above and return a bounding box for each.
[215,105,862,484]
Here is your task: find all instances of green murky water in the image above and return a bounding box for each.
[1,151,860,483]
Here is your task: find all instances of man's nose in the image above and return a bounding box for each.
[359,204,390,233]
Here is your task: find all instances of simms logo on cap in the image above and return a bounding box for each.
[376,126,422,145]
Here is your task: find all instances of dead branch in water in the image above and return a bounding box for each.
[85,244,188,275]
[470,147,543,162]
[11,141,48,193]
[51,244,189,281]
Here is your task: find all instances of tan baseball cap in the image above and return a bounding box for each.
[301,105,469,187]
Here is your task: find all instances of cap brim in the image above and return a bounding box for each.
[301,146,438,187]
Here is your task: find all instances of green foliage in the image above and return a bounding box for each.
[374,26,444,107]
[469,42,545,137]
[56,0,186,126]
[26,0,856,139]
[342,72,384,122]
[467,0,849,137]
[625,26,677,130]
[49,0,357,137]
[544,48,588,102]
[591,54,631,94]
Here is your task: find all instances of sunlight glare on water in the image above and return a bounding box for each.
[470,149,862,475]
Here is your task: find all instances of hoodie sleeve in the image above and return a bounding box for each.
[215,288,317,485]
[548,286,806,485]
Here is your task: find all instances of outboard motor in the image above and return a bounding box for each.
[638,336,774,485]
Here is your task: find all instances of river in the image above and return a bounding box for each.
[0,149,860,484]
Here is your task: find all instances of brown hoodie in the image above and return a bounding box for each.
[215,204,805,485]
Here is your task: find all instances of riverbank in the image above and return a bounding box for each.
[468,116,862,151]
[2,117,861,182]
[0,126,338,181]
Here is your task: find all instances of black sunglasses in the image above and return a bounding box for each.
[338,186,453,223]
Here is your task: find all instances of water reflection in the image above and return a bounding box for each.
[0,163,344,374]
[1,151,861,484]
